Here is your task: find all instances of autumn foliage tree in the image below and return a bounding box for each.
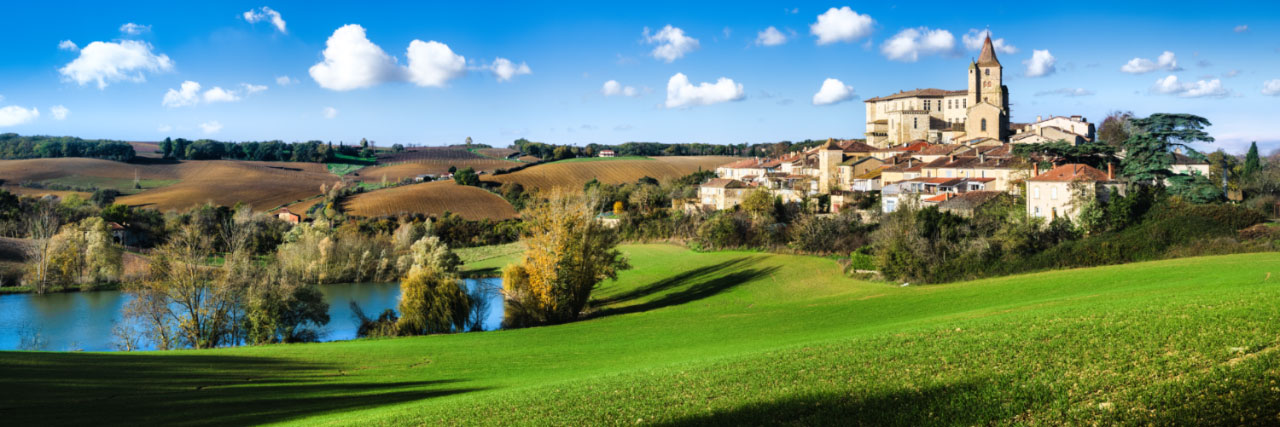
[394,231,470,335]
[502,190,629,328]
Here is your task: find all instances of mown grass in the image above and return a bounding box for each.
[1,245,1277,425]
[457,241,525,277]
[325,163,365,176]
[41,175,179,195]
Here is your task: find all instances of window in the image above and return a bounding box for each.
[913,117,918,129]
[1050,187,1058,200]
[924,100,931,111]
[963,99,967,108]
[981,118,987,132]
[985,69,990,76]
[1033,187,1040,199]
[1034,206,1041,216]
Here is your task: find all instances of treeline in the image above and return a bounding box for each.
[158,137,376,164]
[0,134,135,162]
[509,138,852,160]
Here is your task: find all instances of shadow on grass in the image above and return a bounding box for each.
[0,351,482,426]
[658,380,1046,426]
[588,257,778,318]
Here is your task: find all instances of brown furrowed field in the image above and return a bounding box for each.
[476,147,519,159]
[481,156,737,191]
[343,180,516,220]
[0,158,339,212]
[128,141,163,158]
[363,147,520,181]
[118,161,338,212]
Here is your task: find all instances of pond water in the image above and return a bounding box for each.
[0,278,503,352]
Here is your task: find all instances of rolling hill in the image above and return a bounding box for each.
[482,156,736,191]
[343,180,517,220]
[2,246,1276,425]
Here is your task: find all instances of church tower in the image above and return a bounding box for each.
[965,34,1009,141]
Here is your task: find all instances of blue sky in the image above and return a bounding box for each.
[1,1,1277,153]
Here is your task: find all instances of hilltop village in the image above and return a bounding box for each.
[698,36,1208,221]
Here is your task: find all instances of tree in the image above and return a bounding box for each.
[1121,113,1214,183]
[453,167,480,186]
[465,136,473,149]
[394,232,469,335]
[24,199,60,293]
[742,188,776,222]
[125,225,238,349]
[502,190,630,327]
[392,143,405,153]
[1245,141,1261,178]
[160,137,173,159]
[1097,110,1134,149]
[46,217,121,289]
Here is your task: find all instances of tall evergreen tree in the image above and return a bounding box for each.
[1244,141,1261,177]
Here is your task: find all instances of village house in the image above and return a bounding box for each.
[1170,151,1211,177]
[1025,163,1125,221]
[698,178,753,210]
[864,35,1009,147]
[938,191,1009,217]
[598,149,616,158]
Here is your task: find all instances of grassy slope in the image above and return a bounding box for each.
[1,246,1278,425]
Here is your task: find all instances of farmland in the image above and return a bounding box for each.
[482,155,735,191]
[343,180,517,220]
[1,246,1276,424]
[362,147,520,182]
[117,161,339,212]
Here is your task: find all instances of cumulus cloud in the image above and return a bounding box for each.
[755,26,787,46]
[58,40,78,51]
[644,25,699,63]
[50,105,69,120]
[119,23,150,35]
[323,107,338,119]
[810,7,873,45]
[1034,88,1094,97]
[602,80,639,97]
[0,106,39,127]
[486,57,531,82]
[404,40,467,87]
[275,75,297,86]
[1152,75,1229,98]
[961,29,1016,54]
[812,78,856,105]
[309,24,402,91]
[200,121,223,134]
[1234,24,1249,33]
[1121,51,1181,74]
[665,73,744,108]
[243,7,286,33]
[202,86,240,103]
[1024,49,1056,77]
[1262,79,1280,96]
[59,40,173,89]
[881,27,954,62]
[162,81,201,107]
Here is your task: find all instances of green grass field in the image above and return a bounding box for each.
[2,245,1278,425]
[40,175,179,195]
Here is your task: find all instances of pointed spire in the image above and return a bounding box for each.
[977,34,1000,67]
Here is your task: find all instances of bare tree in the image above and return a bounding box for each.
[24,199,60,294]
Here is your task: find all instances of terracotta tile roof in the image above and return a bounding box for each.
[702,178,747,188]
[865,88,967,102]
[838,140,878,153]
[923,193,957,203]
[1027,164,1112,182]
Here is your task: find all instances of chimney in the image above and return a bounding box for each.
[908,159,913,168]
[1033,162,1040,177]
[949,155,955,162]
[1036,115,1042,122]
[1107,163,1114,180]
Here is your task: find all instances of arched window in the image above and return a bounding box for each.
[981,118,987,132]
[984,69,990,76]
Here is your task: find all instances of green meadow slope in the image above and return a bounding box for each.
[2,245,1278,425]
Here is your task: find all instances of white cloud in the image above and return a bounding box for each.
[0,106,39,127]
[1034,88,1094,97]
[644,25,699,63]
[1262,79,1280,96]
[243,7,287,33]
[1024,49,1056,77]
[241,83,268,94]
[202,86,240,103]
[1234,24,1249,33]
[487,57,531,82]
[162,81,201,108]
[309,24,402,91]
[1121,51,1181,74]
[157,124,172,133]
[812,78,856,105]
[405,40,467,87]
[602,80,639,97]
[199,121,223,134]
[664,73,744,108]
[961,29,1016,54]
[119,23,151,35]
[50,105,69,120]
[881,27,954,62]
[275,75,297,86]
[755,26,788,46]
[58,40,78,51]
[323,107,338,119]
[59,40,173,89]
[1152,75,1229,98]
[810,7,874,45]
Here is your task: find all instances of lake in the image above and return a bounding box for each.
[0,278,503,352]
